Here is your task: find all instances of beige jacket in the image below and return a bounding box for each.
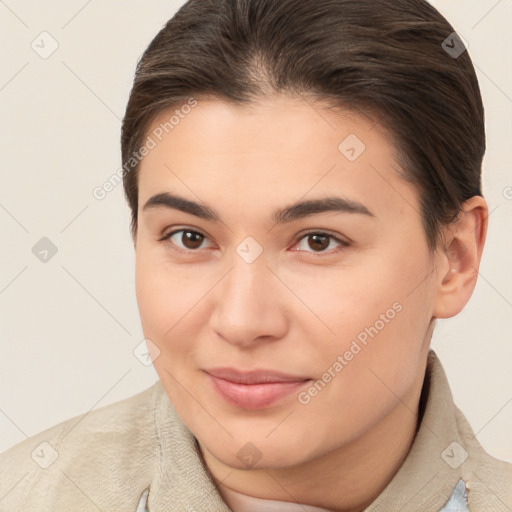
[0,350,510,511]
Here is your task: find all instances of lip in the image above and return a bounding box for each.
[204,367,311,409]
[205,367,310,384]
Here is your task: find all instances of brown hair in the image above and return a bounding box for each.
[121,0,485,250]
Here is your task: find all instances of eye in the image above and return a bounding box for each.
[292,231,349,254]
[160,229,214,252]
[159,228,349,255]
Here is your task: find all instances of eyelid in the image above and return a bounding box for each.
[159,227,209,243]
[296,229,351,246]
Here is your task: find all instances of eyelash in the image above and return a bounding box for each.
[159,228,350,256]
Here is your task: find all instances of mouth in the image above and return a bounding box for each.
[204,367,312,409]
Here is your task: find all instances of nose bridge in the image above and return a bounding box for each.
[210,245,287,346]
[222,248,271,317]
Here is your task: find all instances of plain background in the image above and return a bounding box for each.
[0,0,511,462]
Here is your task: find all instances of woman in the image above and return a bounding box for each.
[1,0,510,510]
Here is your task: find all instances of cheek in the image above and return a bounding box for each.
[299,246,433,394]
[135,252,167,334]
[134,251,203,405]
[278,253,419,347]
[134,246,218,366]
[135,245,194,330]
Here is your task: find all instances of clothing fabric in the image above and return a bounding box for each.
[133,478,472,512]
[0,350,510,511]
[205,484,336,512]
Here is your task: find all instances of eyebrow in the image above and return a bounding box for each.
[142,192,375,224]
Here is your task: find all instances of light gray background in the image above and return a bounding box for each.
[1,0,511,462]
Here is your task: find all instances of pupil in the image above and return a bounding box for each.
[183,231,203,249]
[309,234,329,251]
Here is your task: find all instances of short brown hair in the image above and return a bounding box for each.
[121,0,485,250]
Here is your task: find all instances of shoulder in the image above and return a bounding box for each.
[454,405,512,511]
[0,381,162,511]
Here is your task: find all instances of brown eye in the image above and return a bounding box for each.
[180,231,204,249]
[295,232,348,254]
[307,234,330,252]
[162,229,210,252]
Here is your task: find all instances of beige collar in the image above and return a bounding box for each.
[365,350,466,511]
[145,350,503,511]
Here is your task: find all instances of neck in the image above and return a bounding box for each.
[200,360,427,512]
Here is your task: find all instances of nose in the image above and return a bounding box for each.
[209,251,288,349]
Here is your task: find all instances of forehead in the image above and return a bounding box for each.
[137,95,418,224]
[142,95,382,160]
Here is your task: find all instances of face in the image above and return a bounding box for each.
[135,95,440,469]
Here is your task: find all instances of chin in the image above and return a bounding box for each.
[198,425,324,471]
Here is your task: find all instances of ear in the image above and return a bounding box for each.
[432,196,488,319]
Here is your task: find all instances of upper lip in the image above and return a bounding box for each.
[204,367,310,384]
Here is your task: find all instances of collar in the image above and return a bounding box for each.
[143,350,477,511]
[365,349,468,511]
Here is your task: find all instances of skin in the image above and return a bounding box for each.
[134,94,487,512]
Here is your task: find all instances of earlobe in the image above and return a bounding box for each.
[432,196,488,319]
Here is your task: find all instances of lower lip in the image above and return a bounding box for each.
[207,373,311,410]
